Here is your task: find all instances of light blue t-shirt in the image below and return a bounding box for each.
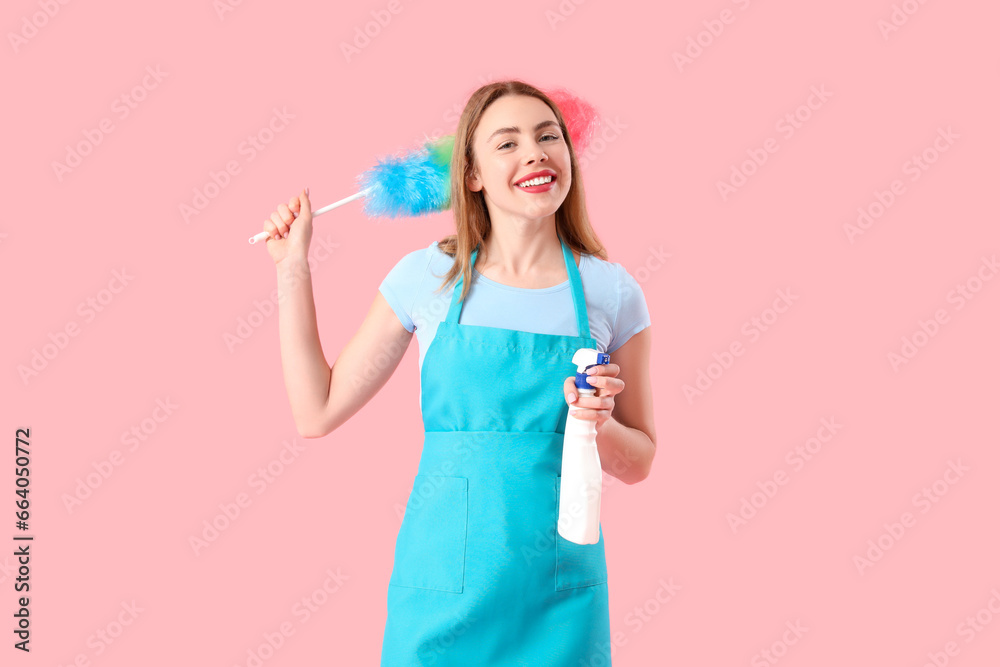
[379,241,652,376]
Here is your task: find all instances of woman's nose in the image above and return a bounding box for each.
[525,147,548,163]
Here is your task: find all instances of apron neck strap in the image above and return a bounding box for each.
[445,235,591,339]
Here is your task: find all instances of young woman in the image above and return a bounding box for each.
[261,80,655,665]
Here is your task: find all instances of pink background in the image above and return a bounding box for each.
[5,1,999,665]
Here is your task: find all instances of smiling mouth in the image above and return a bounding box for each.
[515,174,556,188]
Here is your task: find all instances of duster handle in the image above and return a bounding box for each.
[248,187,373,244]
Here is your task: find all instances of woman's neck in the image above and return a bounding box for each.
[476,219,577,288]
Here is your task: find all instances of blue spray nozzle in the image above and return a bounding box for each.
[573,349,610,391]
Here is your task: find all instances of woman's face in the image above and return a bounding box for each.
[467,94,571,223]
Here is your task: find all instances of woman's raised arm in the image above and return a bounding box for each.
[276,258,412,438]
[266,189,413,438]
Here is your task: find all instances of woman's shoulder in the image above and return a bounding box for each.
[580,252,634,292]
[579,251,615,275]
[388,241,442,269]
[580,252,649,317]
[583,252,648,285]
[426,241,458,274]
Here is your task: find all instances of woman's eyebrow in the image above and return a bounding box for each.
[486,120,559,143]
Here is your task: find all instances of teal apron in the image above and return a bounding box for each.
[380,234,612,665]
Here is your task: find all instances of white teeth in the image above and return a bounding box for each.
[517,175,553,187]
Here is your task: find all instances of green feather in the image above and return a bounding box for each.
[426,134,455,167]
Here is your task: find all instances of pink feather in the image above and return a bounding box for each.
[545,88,601,154]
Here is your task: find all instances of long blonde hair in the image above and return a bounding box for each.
[435,80,607,303]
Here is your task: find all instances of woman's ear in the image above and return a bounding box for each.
[466,169,483,192]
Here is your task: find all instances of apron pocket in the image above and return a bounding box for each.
[389,475,468,593]
[554,476,609,591]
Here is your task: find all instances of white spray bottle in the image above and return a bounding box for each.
[558,348,610,545]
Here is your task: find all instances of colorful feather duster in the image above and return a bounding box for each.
[248,89,598,245]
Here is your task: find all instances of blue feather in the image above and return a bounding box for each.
[356,146,451,219]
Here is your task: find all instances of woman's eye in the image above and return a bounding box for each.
[498,134,560,150]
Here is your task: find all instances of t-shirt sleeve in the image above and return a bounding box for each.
[606,263,651,354]
[378,247,432,333]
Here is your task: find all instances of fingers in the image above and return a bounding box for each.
[587,362,620,377]
[564,376,578,404]
[263,190,310,241]
[265,203,295,240]
[583,362,624,398]
[263,219,284,242]
[573,396,614,412]
[583,374,624,396]
[565,374,620,401]
[564,375,614,421]
[269,211,289,239]
[569,399,612,420]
